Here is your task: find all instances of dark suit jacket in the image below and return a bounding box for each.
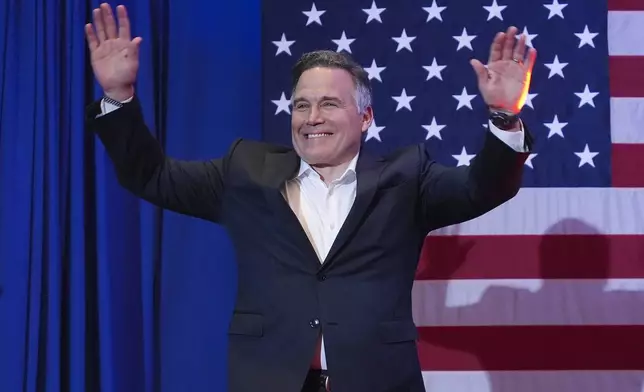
[86,96,532,392]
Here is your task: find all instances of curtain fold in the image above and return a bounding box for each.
[0,0,260,391]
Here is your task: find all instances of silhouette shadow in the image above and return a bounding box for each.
[415,218,644,392]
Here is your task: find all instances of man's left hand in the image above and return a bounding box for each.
[471,26,537,115]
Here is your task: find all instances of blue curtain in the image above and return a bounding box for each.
[0,0,260,391]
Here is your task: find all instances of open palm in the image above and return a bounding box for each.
[471,26,537,114]
[85,4,142,101]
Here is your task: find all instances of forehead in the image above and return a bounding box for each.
[293,67,355,99]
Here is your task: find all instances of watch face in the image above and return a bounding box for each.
[491,112,517,129]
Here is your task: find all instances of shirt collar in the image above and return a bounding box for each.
[296,152,359,183]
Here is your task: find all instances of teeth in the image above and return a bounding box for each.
[307,133,331,139]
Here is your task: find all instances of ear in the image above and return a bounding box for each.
[360,106,374,133]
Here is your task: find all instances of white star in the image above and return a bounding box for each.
[483,0,506,21]
[543,0,567,19]
[363,1,385,23]
[575,85,599,108]
[525,153,537,169]
[453,147,476,166]
[422,117,446,140]
[544,115,567,138]
[544,55,568,78]
[272,92,290,115]
[452,87,477,110]
[303,3,325,26]
[392,29,416,52]
[392,89,416,111]
[332,31,355,53]
[575,144,599,168]
[423,58,446,81]
[272,33,295,56]
[575,25,598,48]
[422,0,446,22]
[364,59,386,82]
[365,119,385,142]
[453,28,476,51]
[521,26,537,48]
[524,92,538,109]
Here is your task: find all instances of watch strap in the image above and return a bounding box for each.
[489,109,520,130]
[103,95,125,108]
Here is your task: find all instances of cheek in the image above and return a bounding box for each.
[291,113,306,128]
[292,124,305,138]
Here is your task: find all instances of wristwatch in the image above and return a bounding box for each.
[103,95,125,108]
[489,109,520,130]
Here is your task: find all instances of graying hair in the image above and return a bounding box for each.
[290,50,373,114]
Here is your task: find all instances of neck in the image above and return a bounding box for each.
[311,160,352,185]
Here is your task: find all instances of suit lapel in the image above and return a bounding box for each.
[321,149,385,269]
[262,149,321,268]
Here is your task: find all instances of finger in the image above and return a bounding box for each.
[131,36,143,54]
[85,23,99,51]
[101,3,118,39]
[93,8,106,42]
[502,26,517,60]
[470,59,488,85]
[523,47,538,72]
[488,32,504,63]
[513,34,527,62]
[117,5,131,40]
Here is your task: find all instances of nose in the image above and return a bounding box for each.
[306,107,324,125]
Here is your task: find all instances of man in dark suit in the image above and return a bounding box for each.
[85,3,537,392]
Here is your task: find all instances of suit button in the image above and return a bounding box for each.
[310,318,320,328]
[318,274,326,281]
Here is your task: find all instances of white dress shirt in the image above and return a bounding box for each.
[281,153,359,370]
[99,97,527,369]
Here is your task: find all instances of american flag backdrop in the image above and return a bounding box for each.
[261,0,644,391]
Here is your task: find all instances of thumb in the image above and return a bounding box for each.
[129,37,143,58]
[470,59,488,85]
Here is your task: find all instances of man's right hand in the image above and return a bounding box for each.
[85,3,142,102]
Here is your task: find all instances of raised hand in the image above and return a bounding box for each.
[85,3,142,101]
[470,26,537,115]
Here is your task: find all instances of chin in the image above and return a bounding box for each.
[302,153,329,165]
[300,150,336,165]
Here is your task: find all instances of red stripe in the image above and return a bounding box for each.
[608,0,644,10]
[416,235,644,280]
[612,144,644,187]
[417,325,644,371]
[609,57,644,97]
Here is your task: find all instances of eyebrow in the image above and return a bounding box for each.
[292,96,343,105]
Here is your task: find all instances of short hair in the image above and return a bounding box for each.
[291,50,373,114]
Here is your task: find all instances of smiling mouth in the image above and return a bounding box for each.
[305,133,333,139]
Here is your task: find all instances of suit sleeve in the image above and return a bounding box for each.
[417,126,533,233]
[85,95,240,223]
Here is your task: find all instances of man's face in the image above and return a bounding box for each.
[291,67,372,166]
